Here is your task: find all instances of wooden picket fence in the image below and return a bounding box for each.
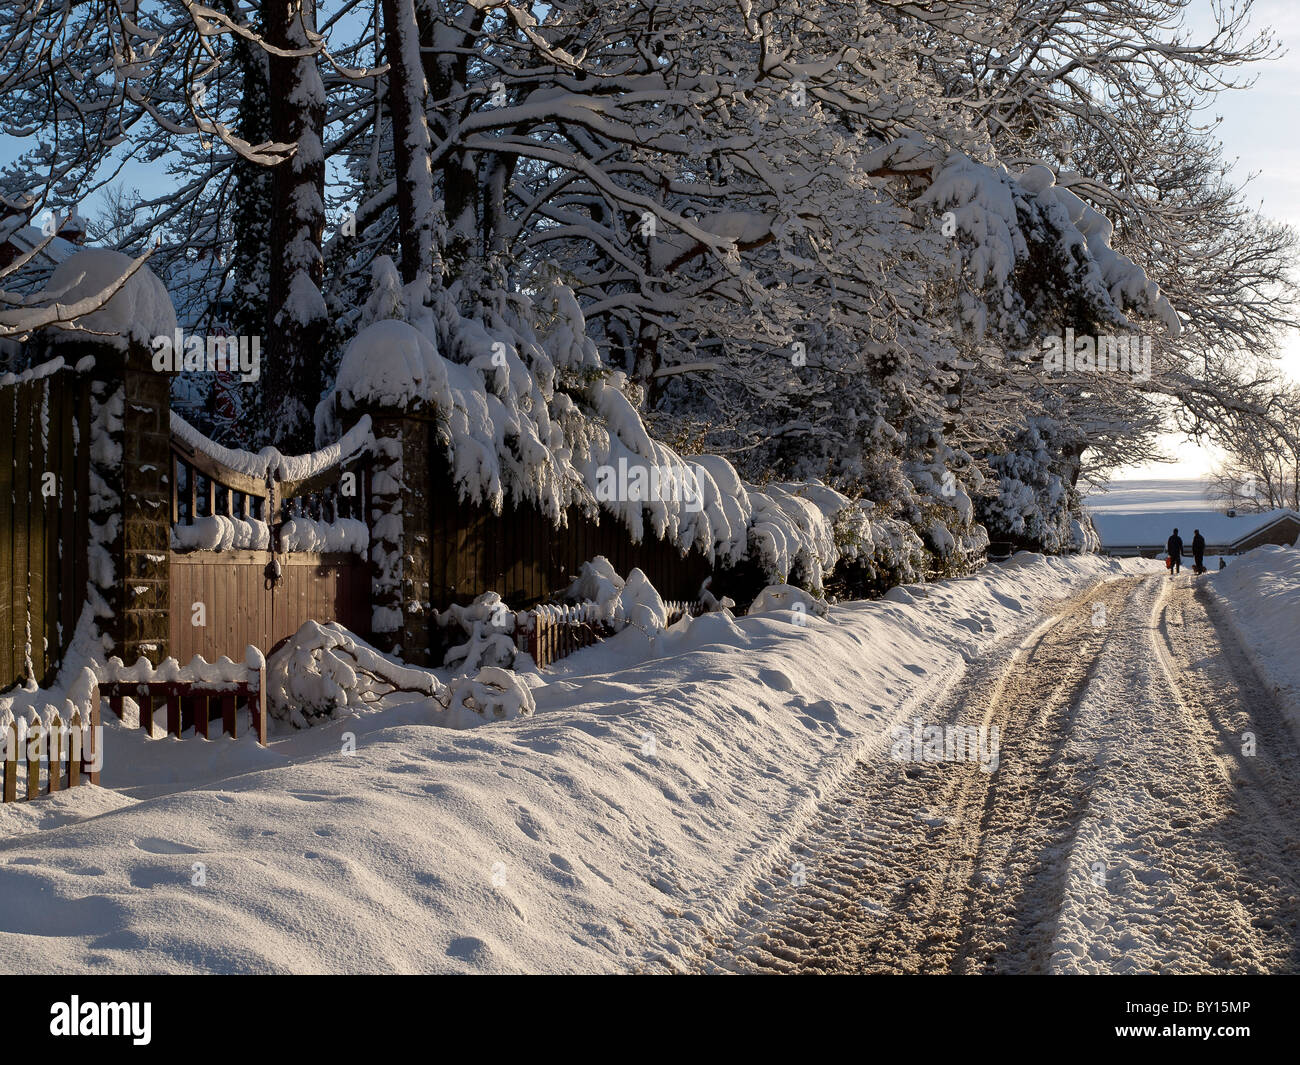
[100,655,268,746]
[519,599,703,670]
[521,604,609,669]
[2,697,102,803]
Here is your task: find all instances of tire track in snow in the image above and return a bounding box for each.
[703,572,1300,973]
[702,577,1144,973]
[1140,577,1300,969]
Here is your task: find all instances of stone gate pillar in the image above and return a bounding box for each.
[361,400,435,665]
[83,338,171,665]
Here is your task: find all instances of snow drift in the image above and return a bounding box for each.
[0,554,1147,973]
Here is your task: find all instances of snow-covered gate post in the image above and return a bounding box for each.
[83,334,173,666]
[358,398,436,665]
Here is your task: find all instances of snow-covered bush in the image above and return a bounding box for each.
[439,592,519,672]
[609,569,669,632]
[266,620,536,729]
[445,666,536,721]
[266,620,444,728]
[565,557,625,622]
[698,576,736,614]
[748,584,830,621]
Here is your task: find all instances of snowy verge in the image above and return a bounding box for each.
[1205,545,1300,729]
[0,554,1148,973]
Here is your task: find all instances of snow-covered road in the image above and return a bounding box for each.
[706,572,1300,974]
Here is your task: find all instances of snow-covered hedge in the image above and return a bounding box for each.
[317,269,927,592]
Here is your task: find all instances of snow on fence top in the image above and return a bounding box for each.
[97,646,265,688]
[0,664,98,726]
[170,409,374,488]
[0,352,95,387]
[322,302,899,588]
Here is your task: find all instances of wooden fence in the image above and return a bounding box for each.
[0,365,92,690]
[427,446,716,615]
[100,653,269,746]
[168,550,370,665]
[519,599,703,670]
[1,352,743,695]
[168,421,371,663]
[2,702,101,803]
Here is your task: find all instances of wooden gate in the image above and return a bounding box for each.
[166,421,371,663]
[0,364,91,689]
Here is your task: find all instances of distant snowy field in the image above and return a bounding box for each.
[1209,545,1300,730]
[0,555,1153,974]
[1085,477,1211,514]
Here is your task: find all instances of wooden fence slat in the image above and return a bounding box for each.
[86,686,100,786]
[41,379,60,683]
[255,660,267,746]
[221,693,237,738]
[47,712,60,794]
[25,720,39,800]
[166,694,180,737]
[170,451,179,525]
[140,692,153,735]
[68,710,81,787]
[194,694,209,739]
[12,383,32,688]
[0,383,13,689]
[3,722,15,803]
[73,381,90,644]
[58,376,77,661]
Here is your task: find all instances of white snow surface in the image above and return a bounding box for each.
[1207,544,1300,727]
[0,553,1148,973]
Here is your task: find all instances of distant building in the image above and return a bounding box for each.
[0,206,87,371]
[0,206,85,272]
[1091,507,1300,558]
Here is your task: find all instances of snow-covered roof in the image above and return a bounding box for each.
[1091,505,1300,548]
[0,220,80,267]
[1084,478,1300,548]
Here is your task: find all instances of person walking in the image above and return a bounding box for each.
[1192,529,1206,574]
[1167,528,1184,576]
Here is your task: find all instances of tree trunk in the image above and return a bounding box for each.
[263,0,327,452]
[381,0,441,300]
[415,2,485,283]
[225,0,271,360]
